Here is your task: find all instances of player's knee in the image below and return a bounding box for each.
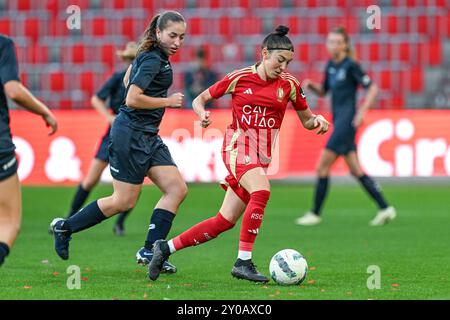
[81,178,98,191]
[316,165,329,177]
[112,195,136,212]
[167,182,188,203]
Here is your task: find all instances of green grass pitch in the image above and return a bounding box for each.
[1,183,449,300]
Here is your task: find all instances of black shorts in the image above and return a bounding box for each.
[0,152,18,181]
[94,128,111,162]
[108,119,176,185]
[325,124,356,155]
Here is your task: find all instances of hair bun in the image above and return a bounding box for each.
[275,25,289,36]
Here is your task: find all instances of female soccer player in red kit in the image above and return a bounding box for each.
[149,26,330,283]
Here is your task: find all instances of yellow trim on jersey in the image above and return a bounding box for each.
[224,127,241,151]
[287,79,296,102]
[229,147,239,179]
[225,76,242,94]
[228,67,252,79]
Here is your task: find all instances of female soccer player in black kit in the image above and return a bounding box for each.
[0,35,58,267]
[64,42,137,236]
[295,27,396,227]
[50,11,187,273]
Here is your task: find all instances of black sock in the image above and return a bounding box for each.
[67,200,108,233]
[144,208,175,250]
[68,185,90,218]
[0,242,10,267]
[358,175,388,209]
[115,210,131,227]
[312,177,329,216]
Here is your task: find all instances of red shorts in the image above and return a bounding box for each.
[220,129,270,204]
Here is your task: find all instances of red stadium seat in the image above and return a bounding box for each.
[297,43,309,63]
[31,44,49,64]
[80,71,95,94]
[379,70,391,90]
[188,17,201,36]
[92,17,106,37]
[59,99,73,110]
[50,71,65,92]
[17,0,31,11]
[101,44,115,68]
[369,43,380,62]
[387,15,398,34]
[399,42,410,62]
[0,18,11,35]
[428,39,442,65]
[72,44,85,64]
[219,16,230,37]
[24,18,40,43]
[122,17,135,39]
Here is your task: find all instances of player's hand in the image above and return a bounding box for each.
[301,79,314,91]
[352,111,365,128]
[313,114,329,135]
[200,111,211,128]
[168,92,184,108]
[43,112,58,135]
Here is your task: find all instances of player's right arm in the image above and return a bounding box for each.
[1,38,57,135]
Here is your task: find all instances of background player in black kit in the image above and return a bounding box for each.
[0,35,58,267]
[50,11,187,274]
[295,27,397,227]
[63,42,137,236]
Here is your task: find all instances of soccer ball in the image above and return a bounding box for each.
[269,249,308,285]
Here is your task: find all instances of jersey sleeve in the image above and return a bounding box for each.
[0,38,20,85]
[350,61,372,89]
[289,78,309,111]
[96,72,120,101]
[208,71,240,99]
[129,54,161,91]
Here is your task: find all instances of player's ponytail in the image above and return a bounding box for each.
[137,11,185,55]
[330,26,356,60]
[261,25,294,52]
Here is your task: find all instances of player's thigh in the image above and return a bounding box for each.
[0,173,21,221]
[147,165,187,196]
[343,151,365,176]
[239,167,270,194]
[111,178,142,206]
[219,188,246,224]
[83,158,108,186]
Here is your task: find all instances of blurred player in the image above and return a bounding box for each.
[64,42,137,236]
[295,27,396,227]
[148,26,329,283]
[50,11,187,273]
[0,35,58,267]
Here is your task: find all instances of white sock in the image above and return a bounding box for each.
[238,250,252,260]
[167,239,176,254]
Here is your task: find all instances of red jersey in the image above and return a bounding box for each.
[209,64,309,169]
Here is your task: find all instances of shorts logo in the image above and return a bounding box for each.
[277,87,284,102]
[2,157,16,171]
[110,166,119,173]
[148,224,155,230]
[244,155,252,165]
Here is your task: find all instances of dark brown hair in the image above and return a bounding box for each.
[261,25,294,52]
[137,11,185,54]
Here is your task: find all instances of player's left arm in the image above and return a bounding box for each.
[351,62,379,128]
[290,77,329,134]
[123,64,132,87]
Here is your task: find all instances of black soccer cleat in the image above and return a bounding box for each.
[113,223,125,236]
[148,240,171,281]
[231,259,269,283]
[50,218,72,260]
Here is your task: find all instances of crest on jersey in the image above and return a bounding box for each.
[277,87,284,102]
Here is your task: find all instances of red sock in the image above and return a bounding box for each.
[172,212,234,250]
[239,190,270,253]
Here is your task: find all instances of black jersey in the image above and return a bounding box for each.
[0,35,20,154]
[323,57,372,124]
[96,70,127,115]
[120,47,173,133]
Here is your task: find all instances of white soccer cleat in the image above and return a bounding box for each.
[295,212,322,226]
[369,206,397,226]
